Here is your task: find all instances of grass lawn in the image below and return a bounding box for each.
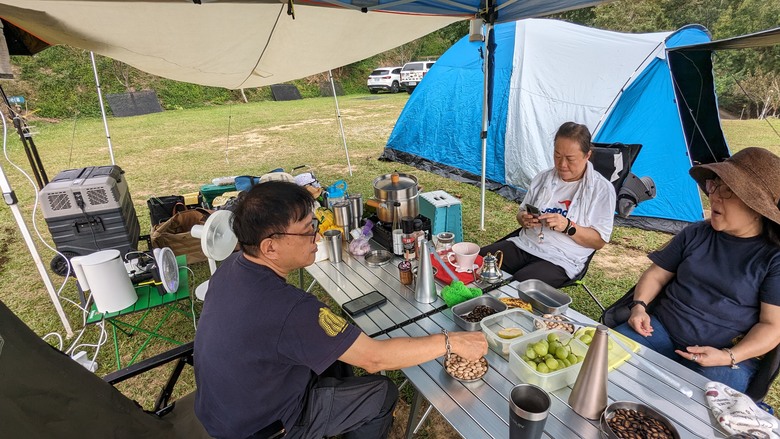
[0,94,778,437]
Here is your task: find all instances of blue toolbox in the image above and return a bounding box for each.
[419,190,463,243]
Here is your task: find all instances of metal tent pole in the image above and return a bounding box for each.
[0,162,73,337]
[328,69,352,176]
[90,52,115,165]
[479,19,493,231]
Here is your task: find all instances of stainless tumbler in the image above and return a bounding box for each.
[323,229,343,263]
[509,384,550,439]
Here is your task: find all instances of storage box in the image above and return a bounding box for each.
[419,190,463,243]
[508,329,588,392]
[480,309,543,358]
[573,327,640,371]
[200,183,236,208]
[451,295,507,331]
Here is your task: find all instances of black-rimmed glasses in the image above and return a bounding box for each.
[265,218,320,243]
[705,179,733,199]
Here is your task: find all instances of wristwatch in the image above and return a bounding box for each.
[628,300,648,311]
[564,218,577,236]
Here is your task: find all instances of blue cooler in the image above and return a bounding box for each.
[419,190,463,243]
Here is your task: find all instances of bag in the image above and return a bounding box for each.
[147,195,186,226]
[150,208,213,264]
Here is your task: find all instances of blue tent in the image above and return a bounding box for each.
[383,19,727,232]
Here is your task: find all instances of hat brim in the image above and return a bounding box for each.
[689,162,780,226]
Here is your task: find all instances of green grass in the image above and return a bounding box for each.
[1,97,778,435]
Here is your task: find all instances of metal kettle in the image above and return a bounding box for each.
[479,251,503,284]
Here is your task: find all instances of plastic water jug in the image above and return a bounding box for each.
[326,180,348,208]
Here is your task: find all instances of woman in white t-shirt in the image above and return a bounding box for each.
[479,122,615,288]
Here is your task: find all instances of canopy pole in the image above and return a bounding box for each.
[329,70,352,177]
[479,19,493,231]
[0,162,73,337]
[90,52,115,165]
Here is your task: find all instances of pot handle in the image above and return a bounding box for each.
[365,198,387,210]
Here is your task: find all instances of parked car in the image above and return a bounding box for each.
[400,61,435,93]
[367,66,402,94]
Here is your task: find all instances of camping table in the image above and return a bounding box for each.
[304,240,448,337]
[86,255,195,369]
[383,281,729,439]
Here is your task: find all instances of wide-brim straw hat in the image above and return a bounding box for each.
[689,147,780,225]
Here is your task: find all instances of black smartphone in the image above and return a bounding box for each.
[525,204,541,217]
[342,291,387,316]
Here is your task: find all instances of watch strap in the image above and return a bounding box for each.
[628,300,648,310]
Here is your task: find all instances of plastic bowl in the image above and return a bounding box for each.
[600,401,680,439]
[480,308,543,358]
[507,329,588,392]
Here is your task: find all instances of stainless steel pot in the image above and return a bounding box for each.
[366,172,419,223]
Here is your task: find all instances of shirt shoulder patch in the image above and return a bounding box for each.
[318,307,347,337]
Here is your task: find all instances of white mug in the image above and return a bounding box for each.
[446,242,480,269]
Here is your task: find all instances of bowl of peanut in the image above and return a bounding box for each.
[444,353,489,383]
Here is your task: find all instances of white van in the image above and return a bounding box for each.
[400,61,435,93]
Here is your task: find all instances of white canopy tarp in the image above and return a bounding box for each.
[0,1,460,89]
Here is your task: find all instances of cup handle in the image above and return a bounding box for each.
[446,252,457,267]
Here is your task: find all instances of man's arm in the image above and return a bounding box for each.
[339,331,487,374]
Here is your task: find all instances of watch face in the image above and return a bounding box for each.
[567,226,576,236]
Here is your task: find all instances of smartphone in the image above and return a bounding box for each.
[342,291,387,316]
[525,204,541,217]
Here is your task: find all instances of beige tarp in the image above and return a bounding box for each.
[0,1,460,89]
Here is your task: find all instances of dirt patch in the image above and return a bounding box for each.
[0,225,15,271]
[266,118,334,131]
[591,243,651,279]
[388,399,457,439]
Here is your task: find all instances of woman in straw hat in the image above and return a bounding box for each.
[616,147,780,392]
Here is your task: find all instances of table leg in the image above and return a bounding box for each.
[405,387,424,439]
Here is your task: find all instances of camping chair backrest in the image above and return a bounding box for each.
[590,142,642,197]
[0,299,205,438]
[601,285,780,402]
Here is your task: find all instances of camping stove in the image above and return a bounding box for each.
[369,214,432,252]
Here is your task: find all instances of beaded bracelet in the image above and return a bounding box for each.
[442,329,451,360]
[722,348,740,369]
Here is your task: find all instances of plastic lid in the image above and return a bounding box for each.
[401,217,414,233]
[413,218,423,231]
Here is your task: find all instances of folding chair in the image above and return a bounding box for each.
[0,299,285,439]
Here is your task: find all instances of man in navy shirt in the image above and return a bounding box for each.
[195,181,487,439]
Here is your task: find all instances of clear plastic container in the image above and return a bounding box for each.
[480,309,543,359]
[508,329,589,392]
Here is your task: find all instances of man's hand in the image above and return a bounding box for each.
[449,331,488,362]
[627,308,654,337]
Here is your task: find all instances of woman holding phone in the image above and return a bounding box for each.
[479,122,615,288]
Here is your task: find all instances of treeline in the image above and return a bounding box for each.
[3,0,778,119]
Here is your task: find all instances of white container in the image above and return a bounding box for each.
[71,249,138,313]
[480,308,543,359]
[508,329,588,392]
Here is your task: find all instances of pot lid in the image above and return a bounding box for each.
[375,173,417,191]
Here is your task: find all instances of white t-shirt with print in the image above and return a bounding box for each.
[507,166,615,278]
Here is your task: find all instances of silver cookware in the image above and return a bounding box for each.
[366,172,419,223]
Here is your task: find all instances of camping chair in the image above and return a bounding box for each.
[601,286,780,403]
[0,299,285,439]
[494,142,651,311]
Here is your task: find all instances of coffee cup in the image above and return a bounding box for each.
[446,242,480,270]
[509,384,550,439]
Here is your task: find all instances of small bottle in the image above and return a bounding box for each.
[401,217,416,261]
[392,202,403,256]
[398,260,413,285]
[413,219,425,260]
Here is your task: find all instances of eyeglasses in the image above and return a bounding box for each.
[265,218,320,243]
[705,179,734,199]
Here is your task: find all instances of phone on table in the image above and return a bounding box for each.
[342,291,387,316]
[525,204,541,217]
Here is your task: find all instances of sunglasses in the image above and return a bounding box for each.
[265,218,320,243]
[704,179,733,200]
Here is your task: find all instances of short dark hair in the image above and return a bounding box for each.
[231,181,315,257]
[555,122,592,154]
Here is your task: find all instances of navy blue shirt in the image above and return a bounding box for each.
[194,252,360,439]
[652,222,780,348]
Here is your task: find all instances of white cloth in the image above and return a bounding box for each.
[705,381,780,438]
[507,161,615,278]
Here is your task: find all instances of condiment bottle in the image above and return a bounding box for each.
[392,202,403,256]
[413,219,425,260]
[398,260,413,285]
[401,217,416,261]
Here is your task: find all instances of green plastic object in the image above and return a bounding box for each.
[441,281,482,307]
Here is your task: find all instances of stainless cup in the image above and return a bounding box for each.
[323,229,343,263]
[510,384,550,439]
[347,193,363,231]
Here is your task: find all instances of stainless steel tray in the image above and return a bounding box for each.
[365,249,393,267]
[515,279,572,314]
[451,295,507,331]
